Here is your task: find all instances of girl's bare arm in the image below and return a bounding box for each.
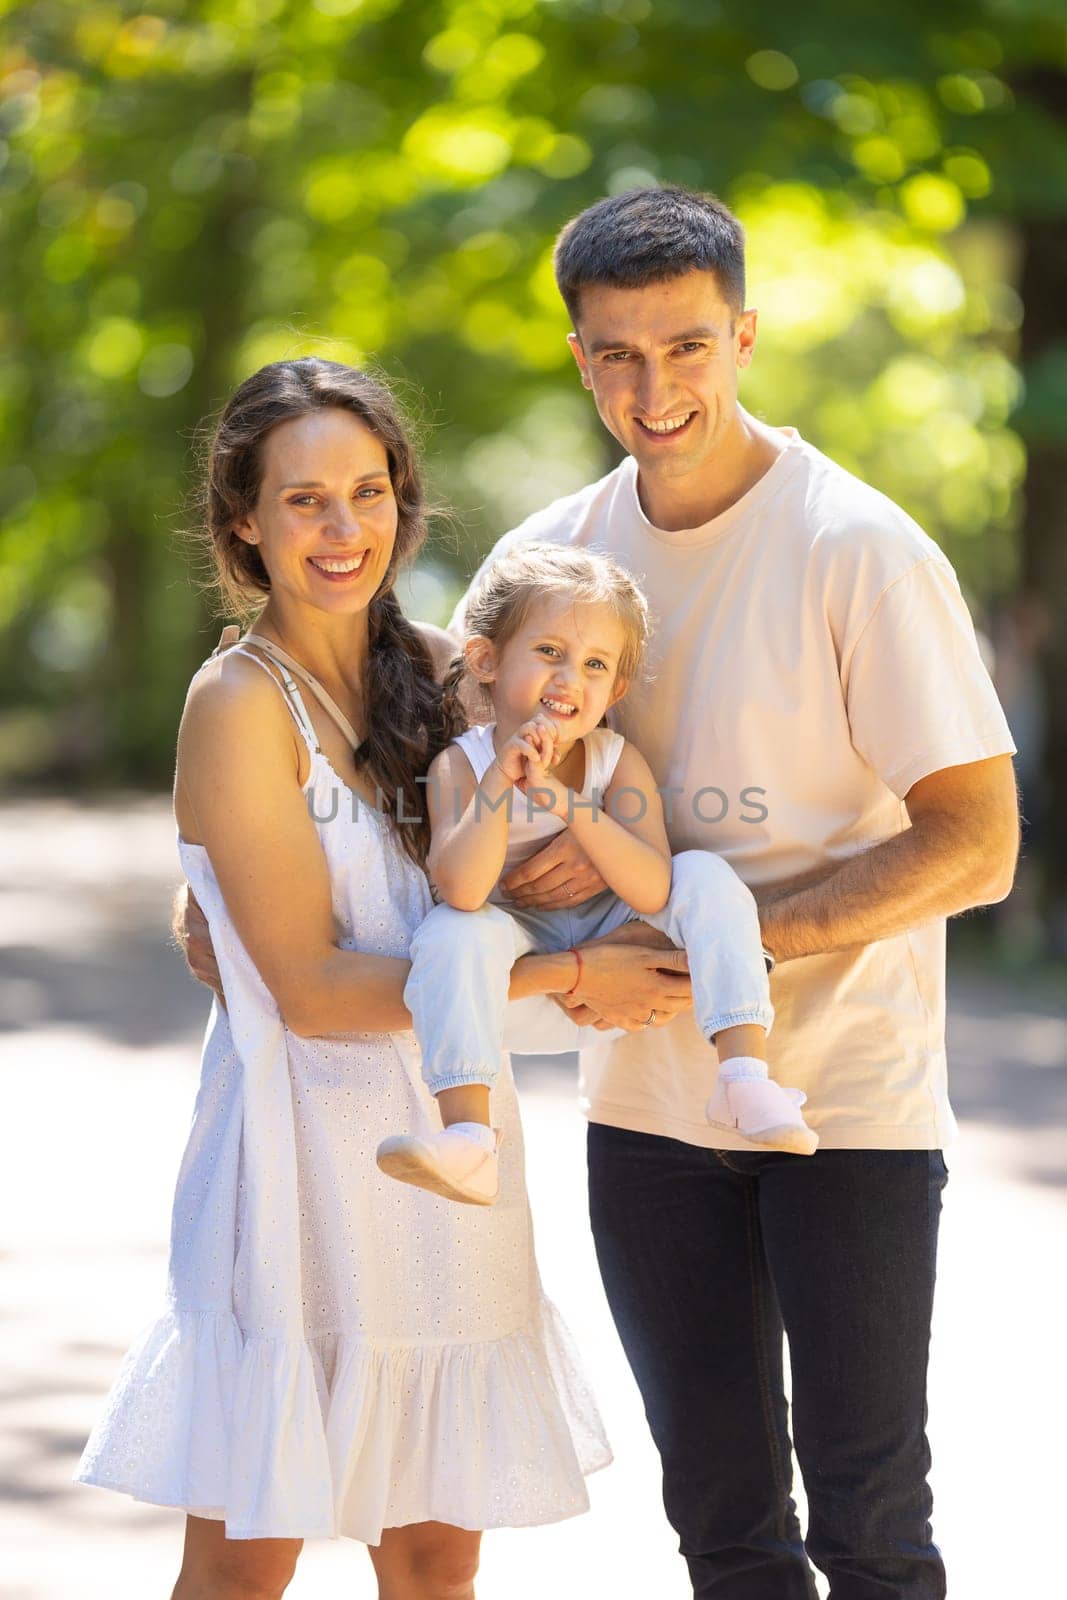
[424,744,515,911]
[564,740,672,914]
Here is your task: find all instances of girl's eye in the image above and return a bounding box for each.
[587,659,607,671]
[537,645,559,657]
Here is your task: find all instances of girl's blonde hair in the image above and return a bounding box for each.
[443,542,651,716]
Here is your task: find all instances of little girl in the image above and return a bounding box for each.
[377,543,817,1204]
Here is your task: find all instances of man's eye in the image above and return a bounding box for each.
[677,342,705,355]
[602,351,632,363]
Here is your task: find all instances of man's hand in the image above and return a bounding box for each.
[552,922,693,1031]
[171,882,225,1007]
[500,831,608,910]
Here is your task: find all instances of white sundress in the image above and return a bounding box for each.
[75,646,610,1543]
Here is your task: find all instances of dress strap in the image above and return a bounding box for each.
[243,632,363,753]
[228,645,320,754]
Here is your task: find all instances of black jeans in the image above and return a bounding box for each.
[587,1127,948,1599]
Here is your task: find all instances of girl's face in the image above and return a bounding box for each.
[470,594,630,741]
[235,407,398,618]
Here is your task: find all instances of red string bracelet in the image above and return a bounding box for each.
[564,946,583,997]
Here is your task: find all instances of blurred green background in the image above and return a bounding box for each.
[2,0,1065,955]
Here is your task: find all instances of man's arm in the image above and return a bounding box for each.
[556,752,1019,1030]
[173,882,225,1003]
[756,753,1019,964]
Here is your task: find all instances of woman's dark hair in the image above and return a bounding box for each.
[197,356,465,868]
[553,185,746,327]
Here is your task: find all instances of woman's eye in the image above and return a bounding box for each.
[356,485,385,499]
[290,496,317,507]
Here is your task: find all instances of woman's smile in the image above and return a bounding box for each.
[307,548,372,582]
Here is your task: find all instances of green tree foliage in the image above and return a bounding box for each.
[1,0,1064,819]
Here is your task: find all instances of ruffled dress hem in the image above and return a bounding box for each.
[75,1299,611,1543]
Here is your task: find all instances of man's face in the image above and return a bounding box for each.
[568,269,757,490]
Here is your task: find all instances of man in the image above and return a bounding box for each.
[443,187,1018,1597]
[183,187,1018,1595]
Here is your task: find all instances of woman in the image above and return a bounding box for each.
[75,359,609,1598]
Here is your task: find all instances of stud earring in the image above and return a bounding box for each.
[247,535,258,544]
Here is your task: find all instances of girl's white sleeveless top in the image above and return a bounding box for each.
[453,723,625,903]
[75,648,609,1542]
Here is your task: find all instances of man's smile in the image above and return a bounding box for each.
[635,411,696,439]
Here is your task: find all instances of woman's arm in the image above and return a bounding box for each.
[176,659,570,1035]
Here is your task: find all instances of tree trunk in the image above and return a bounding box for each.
[1017,211,1067,948]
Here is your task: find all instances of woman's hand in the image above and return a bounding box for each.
[563,941,691,1030]
[552,923,691,1030]
[171,883,226,1007]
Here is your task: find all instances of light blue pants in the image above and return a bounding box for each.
[403,850,774,1094]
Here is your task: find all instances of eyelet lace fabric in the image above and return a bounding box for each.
[76,740,610,1542]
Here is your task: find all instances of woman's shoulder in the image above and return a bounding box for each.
[411,619,461,682]
[186,645,274,710]
[181,646,296,753]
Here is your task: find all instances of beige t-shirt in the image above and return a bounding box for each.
[449,430,1016,1149]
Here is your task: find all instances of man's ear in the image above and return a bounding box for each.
[567,332,593,390]
[464,634,497,684]
[735,308,758,370]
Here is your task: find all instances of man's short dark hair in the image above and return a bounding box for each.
[553,185,746,328]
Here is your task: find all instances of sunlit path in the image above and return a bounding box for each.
[2,798,1062,1598]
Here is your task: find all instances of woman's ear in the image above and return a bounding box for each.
[464,634,497,684]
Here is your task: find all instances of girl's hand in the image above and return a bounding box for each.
[515,714,570,816]
[492,717,547,785]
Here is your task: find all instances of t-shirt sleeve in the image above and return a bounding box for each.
[843,555,1016,798]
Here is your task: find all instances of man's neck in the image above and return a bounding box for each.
[636,408,788,533]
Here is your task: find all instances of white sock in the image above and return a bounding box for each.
[444,1121,496,1151]
[719,1055,770,1083]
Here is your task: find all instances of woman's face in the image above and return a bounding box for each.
[236,406,398,617]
